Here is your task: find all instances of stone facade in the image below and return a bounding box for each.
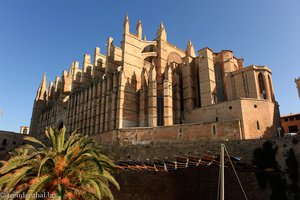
[296,77,300,98]
[0,130,25,151]
[30,16,281,141]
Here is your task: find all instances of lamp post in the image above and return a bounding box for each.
[220,144,225,200]
[277,127,282,137]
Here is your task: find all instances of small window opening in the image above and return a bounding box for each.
[2,139,7,146]
[256,121,260,130]
[212,125,217,135]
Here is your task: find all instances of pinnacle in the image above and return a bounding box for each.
[188,39,193,46]
[160,21,164,29]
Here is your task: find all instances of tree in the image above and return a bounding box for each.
[0,127,119,200]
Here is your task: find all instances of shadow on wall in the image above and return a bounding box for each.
[286,148,300,199]
[253,141,300,200]
[263,102,281,138]
[122,72,138,127]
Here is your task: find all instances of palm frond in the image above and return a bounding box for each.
[23,136,46,148]
[4,166,33,194]
[25,174,53,200]
[0,155,28,174]
[102,169,120,190]
[56,126,66,152]
[0,126,119,200]
[38,155,55,176]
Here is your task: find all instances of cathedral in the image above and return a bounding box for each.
[30,16,281,144]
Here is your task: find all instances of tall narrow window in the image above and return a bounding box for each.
[157,94,164,126]
[268,75,274,102]
[179,71,184,112]
[195,68,201,107]
[258,73,266,99]
[212,124,217,135]
[256,120,260,130]
[214,63,225,103]
[179,71,184,124]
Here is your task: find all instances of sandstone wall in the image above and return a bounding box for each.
[93,120,241,146]
[0,130,25,160]
[240,99,281,139]
[111,167,270,200]
[0,130,25,151]
[102,136,300,200]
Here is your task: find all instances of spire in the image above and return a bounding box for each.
[186,39,196,57]
[188,39,192,46]
[123,14,130,34]
[48,81,54,99]
[35,72,48,101]
[156,21,167,41]
[54,76,60,92]
[41,72,47,89]
[136,19,142,39]
[68,62,75,76]
[143,34,147,40]
[160,21,164,29]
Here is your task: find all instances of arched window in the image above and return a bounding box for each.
[58,121,64,130]
[214,63,225,103]
[258,73,266,99]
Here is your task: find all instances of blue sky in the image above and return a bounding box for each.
[0,0,299,132]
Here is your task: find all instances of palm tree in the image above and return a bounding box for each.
[0,127,119,200]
